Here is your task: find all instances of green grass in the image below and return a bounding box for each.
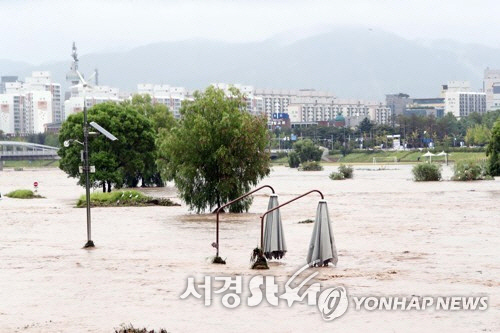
[330,151,486,164]
[271,150,486,165]
[76,190,179,208]
[270,156,289,165]
[3,160,59,168]
[5,189,43,199]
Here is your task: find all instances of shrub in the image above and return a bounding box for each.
[5,189,43,199]
[329,172,345,180]
[288,151,300,168]
[293,139,322,162]
[452,160,491,181]
[299,161,323,171]
[275,151,288,159]
[412,163,441,181]
[338,164,354,178]
[76,190,179,207]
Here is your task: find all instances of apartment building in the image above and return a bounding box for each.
[0,72,60,134]
[211,83,264,116]
[64,84,122,119]
[137,84,190,119]
[254,88,335,121]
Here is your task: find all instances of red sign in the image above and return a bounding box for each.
[34,182,38,187]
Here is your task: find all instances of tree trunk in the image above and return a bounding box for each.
[107,180,112,192]
[102,182,106,193]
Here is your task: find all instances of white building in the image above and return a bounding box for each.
[254,88,335,122]
[483,68,500,111]
[27,91,53,134]
[0,72,60,134]
[64,85,122,119]
[25,71,62,123]
[368,102,392,125]
[0,94,16,134]
[440,81,471,95]
[211,83,264,116]
[445,92,486,118]
[439,80,486,118]
[287,96,391,125]
[137,84,189,118]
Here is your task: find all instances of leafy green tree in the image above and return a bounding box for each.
[436,113,459,139]
[130,94,177,132]
[482,110,500,129]
[58,102,157,191]
[293,139,322,162]
[465,124,491,146]
[127,94,177,186]
[486,120,500,176]
[358,117,373,134]
[156,86,270,213]
[288,151,300,168]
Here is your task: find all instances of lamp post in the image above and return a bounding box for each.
[82,98,94,248]
[68,67,116,249]
[65,96,94,248]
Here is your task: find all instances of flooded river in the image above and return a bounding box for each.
[1,165,499,332]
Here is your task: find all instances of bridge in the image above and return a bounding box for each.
[0,141,60,168]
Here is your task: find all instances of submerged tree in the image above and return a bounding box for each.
[156,86,270,213]
[58,102,157,191]
[127,94,177,186]
[293,139,322,163]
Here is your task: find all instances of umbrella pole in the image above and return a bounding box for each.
[252,190,325,270]
[213,185,275,264]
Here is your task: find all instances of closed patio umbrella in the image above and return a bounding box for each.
[436,151,449,165]
[307,200,338,267]
[263,194,287,260]
[422,151,435,163]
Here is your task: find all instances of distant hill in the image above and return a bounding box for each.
[2,27,500,100]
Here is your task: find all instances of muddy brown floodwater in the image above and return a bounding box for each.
[1,165,499,332]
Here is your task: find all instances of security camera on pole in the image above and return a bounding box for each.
[66,69,117,249]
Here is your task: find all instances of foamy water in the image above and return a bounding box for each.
[1,165,499,332]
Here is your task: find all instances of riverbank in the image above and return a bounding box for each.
[272,150,486,165]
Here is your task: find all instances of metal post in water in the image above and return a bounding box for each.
[83,99,94,248]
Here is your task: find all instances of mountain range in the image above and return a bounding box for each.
[1,27,499,100]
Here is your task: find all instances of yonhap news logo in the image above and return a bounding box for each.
[180,262,488,321]
[317,286,349,321]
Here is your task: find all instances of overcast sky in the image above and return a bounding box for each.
[2,0,500,64]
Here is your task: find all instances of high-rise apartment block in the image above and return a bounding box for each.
[64,84,122,119]
[0,72,61,135]
[211,83,264,116]
[137,84,190,119]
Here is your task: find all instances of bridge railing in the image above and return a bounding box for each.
[0,150,59,156]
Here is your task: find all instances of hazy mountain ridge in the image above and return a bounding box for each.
[1,28,500,100]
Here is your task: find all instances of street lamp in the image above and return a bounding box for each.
[70,70,117,249]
